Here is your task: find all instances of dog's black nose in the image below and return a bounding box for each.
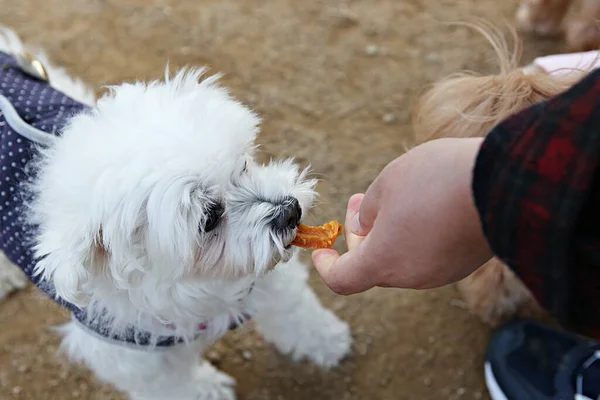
[274,197,302,229]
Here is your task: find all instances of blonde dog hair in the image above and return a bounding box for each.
[410,22,595,326]
[412,23,586,144]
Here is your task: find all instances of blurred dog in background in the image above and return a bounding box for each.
[516,0,600,51]
[413,23,593,326]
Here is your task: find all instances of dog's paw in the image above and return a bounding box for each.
[288,311,352,369]
[516,2,564,37]
[304,316,352,369]
[0,259,27,301]
[457,259,534,327]
[132,362,236,400]
[191,362,236,400]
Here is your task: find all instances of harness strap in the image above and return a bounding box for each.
[0,95,56,146]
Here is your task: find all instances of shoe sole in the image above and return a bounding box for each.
[485,361,595,400]
[484,362,509,400]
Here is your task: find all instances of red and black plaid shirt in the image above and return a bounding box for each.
[473,69,600,339]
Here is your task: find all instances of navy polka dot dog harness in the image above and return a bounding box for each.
[0,51,249,349]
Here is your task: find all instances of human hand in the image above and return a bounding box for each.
[312,138,493,295]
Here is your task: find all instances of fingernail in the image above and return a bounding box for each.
[351,213,361,234]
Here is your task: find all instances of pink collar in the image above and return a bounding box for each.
[165,313,252,333]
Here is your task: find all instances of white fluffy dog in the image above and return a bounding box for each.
[0,27,351,399]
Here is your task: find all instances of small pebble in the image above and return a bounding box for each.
[456,387,467,396]
[365,45,379,56]
[382,113,396,124]
[423,377,432,386]
[12,386,21,395]
[425,53,442,63]
[206,350,221,362]
[17,365,28,373]
[408,49,422,58]
[293,376,306,385]
[449,299,468,309]
[379,376,391,386]
[328,7,359,27]
[356,342,368,356]
[245,94,259,106]
[242,350,253,361]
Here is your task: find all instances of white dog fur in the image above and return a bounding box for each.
[0,27,351,399]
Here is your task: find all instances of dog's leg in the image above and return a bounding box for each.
[456,258,535,327]
[516,0,573,37]
[566,0,600,51]
[250,254,351,369]
[0,251,26,301]
[59,320,236,400]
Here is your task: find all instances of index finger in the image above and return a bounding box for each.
[311,194,374,294]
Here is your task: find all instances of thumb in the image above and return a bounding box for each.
[312,247,377,295]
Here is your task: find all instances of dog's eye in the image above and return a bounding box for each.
[241,161,248,174]
[203,202,224,233]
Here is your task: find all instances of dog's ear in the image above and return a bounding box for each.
[33,225,110,307]
[93,226,110,264]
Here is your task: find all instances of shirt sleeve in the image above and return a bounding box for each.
[472,68,600,338]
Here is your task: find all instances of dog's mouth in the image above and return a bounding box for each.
[284,227,298,250]
[278,243,295,263]
[271,229,297,265]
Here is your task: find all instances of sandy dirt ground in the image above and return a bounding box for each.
[0,0,566,399]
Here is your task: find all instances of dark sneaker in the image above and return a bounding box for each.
[485,319,600,400]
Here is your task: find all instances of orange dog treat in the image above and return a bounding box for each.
[291,221,343,249]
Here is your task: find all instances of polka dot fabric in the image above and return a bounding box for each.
[0,51,86,296]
